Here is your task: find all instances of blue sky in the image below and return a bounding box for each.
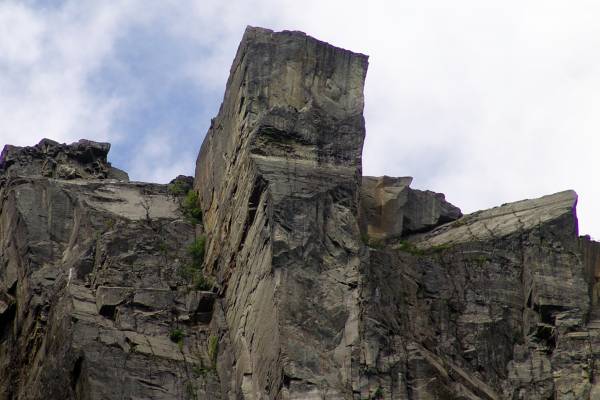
[1,0,600,238]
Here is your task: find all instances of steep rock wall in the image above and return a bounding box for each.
[359,190,600,399]
[195,26,368,399]
[0,140,221,399]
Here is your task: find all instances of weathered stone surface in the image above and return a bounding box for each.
[358,190,600,399]
[195,26,368,399]
[0,141,220,399]
[0,138,129,181]
[96,286,133,316]
[191,26,600,400]
[580,235,600,305]
[132,288,174,310]
[359,175,461,240]
[414,190,577,248]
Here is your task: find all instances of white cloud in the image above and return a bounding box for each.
[0,3,43,65]
[1,0,599,237]
[127,130,196,184]
[0,2,140,147]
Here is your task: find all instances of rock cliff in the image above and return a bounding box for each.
[1,26,599,400]
[195,26,368,399]
[0,139,221,399]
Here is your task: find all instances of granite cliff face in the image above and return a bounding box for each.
[1,26,600,400]
[0,140,221,399]
[195,27,368,399]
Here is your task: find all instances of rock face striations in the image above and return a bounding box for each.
[0,140,221,399]
[360,190,599,399]
[1,26,600,399]
[194,26,368,399]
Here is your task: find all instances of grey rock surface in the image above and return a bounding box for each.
[0,141,221,399]
[193,26,600,400]
[360,191,600,399]
[359,175,462,240]
[413,190,578,248]
[195,26,368,399]
[0,138,129,181]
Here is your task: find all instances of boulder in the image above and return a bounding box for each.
[359,175,461,240]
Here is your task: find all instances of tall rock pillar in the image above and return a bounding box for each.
[195,26,368,399]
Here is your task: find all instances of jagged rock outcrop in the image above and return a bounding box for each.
[0,138,128,181]
[1,26,600,400]
[0,140,221,399]
[195,26,368,399]
[360,176,462,240]
[360,190,600,399]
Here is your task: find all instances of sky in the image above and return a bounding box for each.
[0,1,599,237]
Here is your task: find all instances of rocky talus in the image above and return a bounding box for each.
[1,26,600,400]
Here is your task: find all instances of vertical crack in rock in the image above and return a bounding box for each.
[195,26,369,399]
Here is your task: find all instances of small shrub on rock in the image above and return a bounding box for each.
[169,328,184,343]
[193,273,213,291]
[182,190,202,224]
[188,236,206,267]
[208,335,218,368]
